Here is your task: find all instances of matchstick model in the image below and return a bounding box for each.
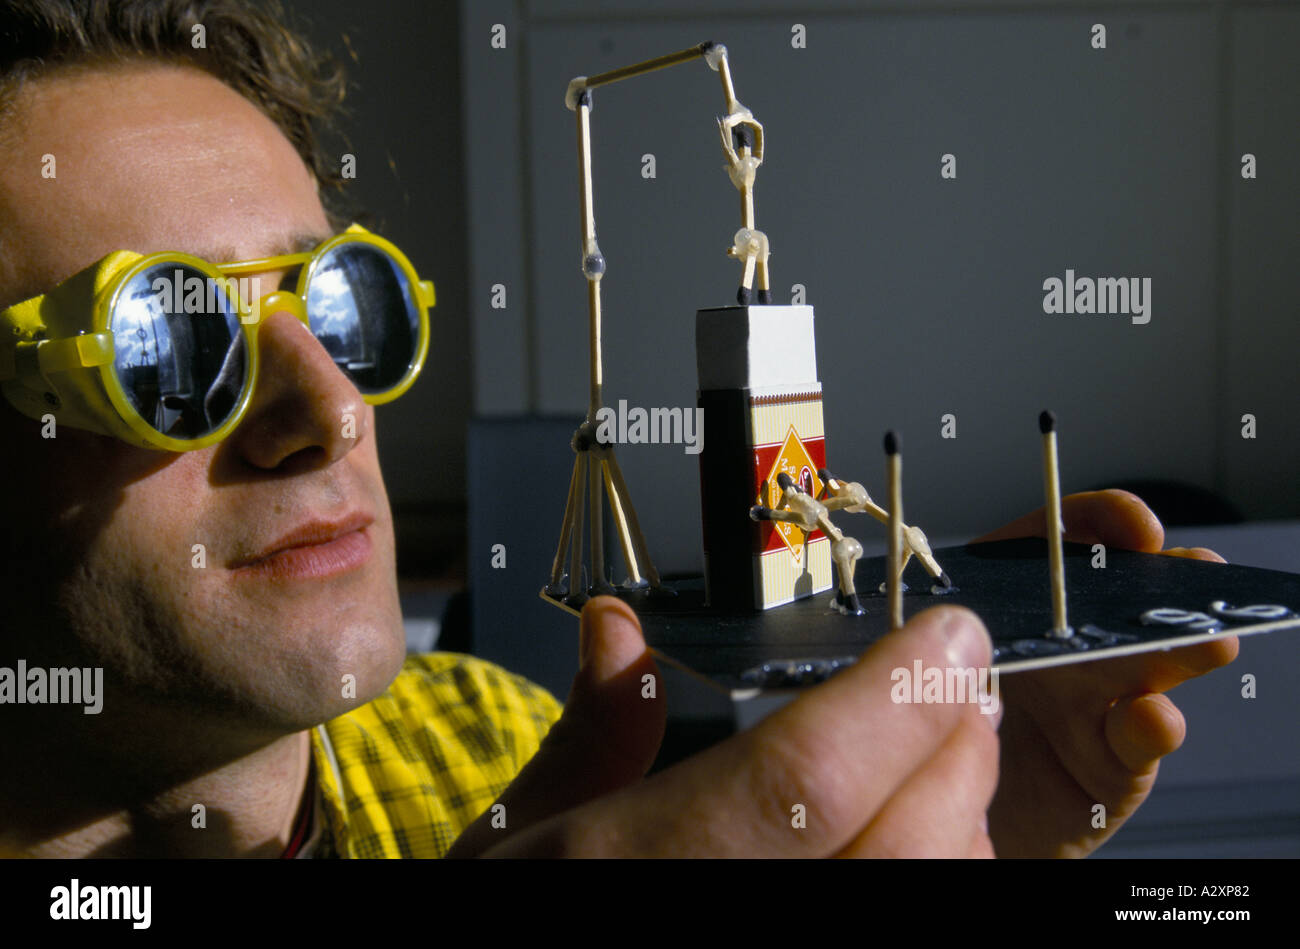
[534,42,1300,703]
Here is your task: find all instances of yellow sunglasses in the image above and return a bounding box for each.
[0,224,434,451]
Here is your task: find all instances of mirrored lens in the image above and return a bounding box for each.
[305,243,420,394]
[110,263,248,440]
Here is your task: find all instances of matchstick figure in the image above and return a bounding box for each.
[708,42,772,306]
[720,122,771,305]
[818,468,954,595]
[750,472,865,616]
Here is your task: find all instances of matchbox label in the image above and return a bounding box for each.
[747,391,831,607]
[748,389,824,446]
[750,392,826,556]
[755,535,833,608]
[757,425,826,561]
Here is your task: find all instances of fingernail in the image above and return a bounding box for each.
[579,597,637,669]
[941,608,992,670]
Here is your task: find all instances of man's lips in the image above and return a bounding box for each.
[228,513,375,580]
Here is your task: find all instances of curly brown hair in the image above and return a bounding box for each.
[0,0,353,227]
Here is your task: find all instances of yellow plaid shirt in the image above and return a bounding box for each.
[309,653,563,858]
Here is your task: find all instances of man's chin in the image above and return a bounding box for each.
[208,616,409,734]
[297,624,409,723]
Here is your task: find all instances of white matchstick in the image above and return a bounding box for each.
[885,430,903,631]
[1040,410,1072,638]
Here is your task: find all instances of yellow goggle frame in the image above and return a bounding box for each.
[0,224,434,451]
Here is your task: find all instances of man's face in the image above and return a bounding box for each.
[0,63,407,739]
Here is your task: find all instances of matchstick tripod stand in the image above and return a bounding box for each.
[544,417,663,606]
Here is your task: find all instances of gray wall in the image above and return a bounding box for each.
[462,0,1299,577]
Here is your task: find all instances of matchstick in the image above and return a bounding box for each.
[1040,410,1072,638]
[589,452,611,593]
[545,459,583,594]
[599,459,642,586]
[574,94,605,418]
[885,431,903,630]
[581,42,715,92]
[604,451,663,589]
[566,452,588,606]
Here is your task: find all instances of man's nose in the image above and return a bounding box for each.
[225,306,369,470]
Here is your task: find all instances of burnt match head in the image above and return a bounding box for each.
[1039,410,1056,434]
[883,430,900,456]
[777,472,795,490]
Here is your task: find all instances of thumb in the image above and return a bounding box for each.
[568,596,667,785]
[447,596,665,857]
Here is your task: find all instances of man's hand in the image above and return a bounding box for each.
[450,599,999,857]
[447,598,666,857]
[973,489,1238,857]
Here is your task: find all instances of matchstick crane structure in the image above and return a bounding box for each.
[545,42,771,606]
